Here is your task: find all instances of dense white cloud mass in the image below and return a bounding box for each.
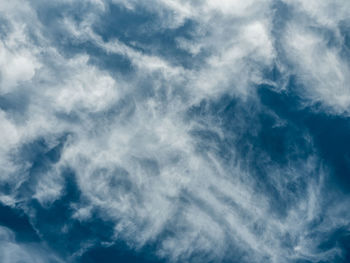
[0,0,350,263]
[282,1,350,113]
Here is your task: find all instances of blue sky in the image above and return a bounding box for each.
[0,1,350,262]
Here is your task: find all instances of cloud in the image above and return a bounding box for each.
[280,4,350,114]
[0,226,62,263]
[0,0,349,263]
[282,0,350,27]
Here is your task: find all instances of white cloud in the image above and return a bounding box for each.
[283,22,350,113]
[282,0,350,27]
[44,55,120,114]
[0,9,41,94]
[0,0,349,262]
[0,226,63,263]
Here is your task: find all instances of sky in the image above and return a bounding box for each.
[0,0,350,262]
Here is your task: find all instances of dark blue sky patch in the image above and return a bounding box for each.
[187,91,304,163]
[30,1,134,76]
[92,3,203,69]
[79,241,165,263]
[257,104,311,163]
[258,83,350,193]
[86,45,133,75]
[186,91,318,218]
[304,115,350,192]
[50,34,134,76]
[14,134,68,168]
[93,3,155,43]
[0,204,40,243]
[317,227,350,263]
[26,168,115,258]
[13,135,68,202]
[31,0,204,73]
[32,0,94,29]
[30,0,94,47]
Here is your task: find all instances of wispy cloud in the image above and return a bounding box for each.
[0,0,350,262]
